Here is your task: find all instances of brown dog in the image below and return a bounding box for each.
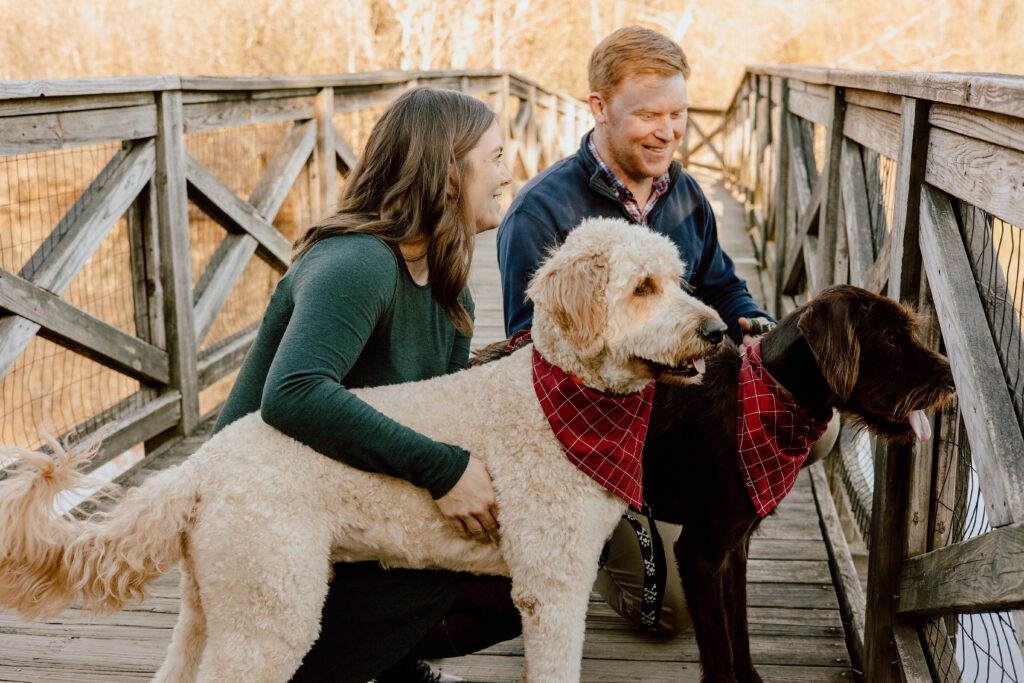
[642,284,955,682]
[477,284,955,682]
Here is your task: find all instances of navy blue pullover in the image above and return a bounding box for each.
[497,133,770,343]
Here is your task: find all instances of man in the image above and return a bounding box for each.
[496,25,774,636]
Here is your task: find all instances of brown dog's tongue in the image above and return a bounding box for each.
[909,410,931,441]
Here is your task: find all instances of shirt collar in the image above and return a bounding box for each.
[585,132,671,203]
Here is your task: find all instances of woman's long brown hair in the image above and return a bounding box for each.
[292,87,495,335]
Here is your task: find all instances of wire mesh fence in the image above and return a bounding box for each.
[0,143,146,452]
[923,405,1023,681]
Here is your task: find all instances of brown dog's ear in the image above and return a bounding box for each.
[797,294,861,401]
[527,252,608,358]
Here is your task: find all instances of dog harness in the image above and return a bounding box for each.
[737,339,831,517]
[531,347,654,510]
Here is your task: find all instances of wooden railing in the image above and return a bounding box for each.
[0,70,589,477]
[709,66,1024,682]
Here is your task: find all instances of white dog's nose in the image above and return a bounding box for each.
[699,318,728,345]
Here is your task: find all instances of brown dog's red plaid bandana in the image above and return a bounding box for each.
[737,339,831,517]
[532,347,654,509]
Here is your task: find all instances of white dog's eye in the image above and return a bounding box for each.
[634,278,655,296]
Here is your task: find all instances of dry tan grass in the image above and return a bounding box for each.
[0,0,1020,108]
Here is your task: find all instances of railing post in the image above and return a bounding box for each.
[741,75,754,198]
[126,180,165,415]
[525,84,538,177]
[153,89,199,437]
[864,96,932,683]
[498,73,511,152]
[816,86,846,287]
[746,74,759,211]
[771,77,790,317]
[315,86,336,220]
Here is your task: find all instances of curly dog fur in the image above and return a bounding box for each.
[0,217,725,683]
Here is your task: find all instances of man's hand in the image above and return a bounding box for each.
[738,316,776,353]
[435,456,500,544]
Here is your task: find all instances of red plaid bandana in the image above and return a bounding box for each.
[737,339,831,517]
[532,347,654,509]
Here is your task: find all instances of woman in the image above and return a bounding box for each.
[213,88,518,683]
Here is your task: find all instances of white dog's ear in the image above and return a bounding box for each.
[528,253,608,358]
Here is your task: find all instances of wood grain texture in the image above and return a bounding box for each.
[925,126,1024,229]
[843,103,900,159]
[154,90,199,436]
[249,119,316,221]
[892,624,931,683]
[184,151,291,269]
[887,97,929,304]
[864,438,915,683]
[0,268,168,384]
[844,88,901,114]
[196,325,257,390]
[929,103,1024,154]
[899,522,1024,616]
[747,66,1024,119]
[0,76,179,101]
[920,185,1024,527]
[314,87,336,220]
[0,105,157,155]
[816,87,846,286]
[840,139,876,287]
[182,93,315,133]
[788,89,830,126]
[809,461,866,674]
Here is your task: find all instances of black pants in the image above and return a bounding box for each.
[291,563,521,683]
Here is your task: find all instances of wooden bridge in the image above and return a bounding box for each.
[0,67,1022,682]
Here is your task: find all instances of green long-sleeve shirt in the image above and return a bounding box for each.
[213,233,473,498]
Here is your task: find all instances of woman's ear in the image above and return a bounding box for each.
[447,164,458,199]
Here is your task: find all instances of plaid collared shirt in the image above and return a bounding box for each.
[587,133,670,227]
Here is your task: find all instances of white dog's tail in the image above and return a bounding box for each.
[0,436,199,620]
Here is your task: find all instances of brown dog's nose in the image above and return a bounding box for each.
[700,318,728,345]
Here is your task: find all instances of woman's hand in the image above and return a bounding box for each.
[435,456,500,544]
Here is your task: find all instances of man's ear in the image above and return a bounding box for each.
[588,93,607,124]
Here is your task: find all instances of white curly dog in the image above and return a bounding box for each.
[0,218,725,682]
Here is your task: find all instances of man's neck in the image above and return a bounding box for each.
[591,130,654,206]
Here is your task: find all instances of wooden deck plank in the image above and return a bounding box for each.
[0,170,854,682]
